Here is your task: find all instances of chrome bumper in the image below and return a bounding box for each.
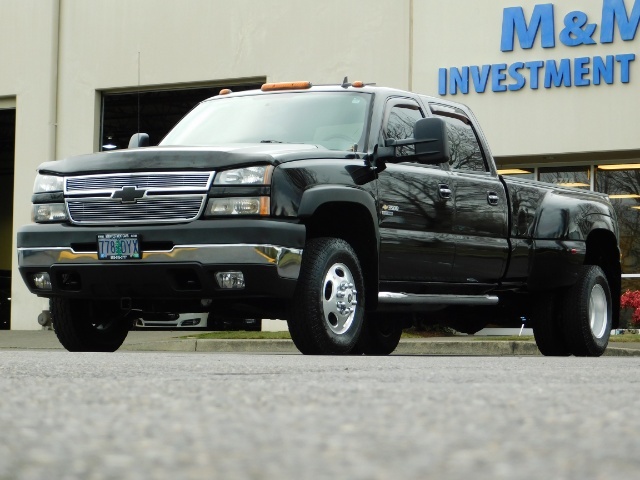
[17,244,303,280]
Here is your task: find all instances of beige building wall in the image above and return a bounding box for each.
[55,0,412,157]
[1,0,61,329]
[5,0,412,329]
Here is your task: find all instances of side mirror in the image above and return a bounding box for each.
[413,117,450,165]
[384,117,450,165]
[128,133,150,149]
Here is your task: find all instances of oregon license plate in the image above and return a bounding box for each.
[98,234,141,260]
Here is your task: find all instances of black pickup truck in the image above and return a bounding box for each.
[17,80,621,356]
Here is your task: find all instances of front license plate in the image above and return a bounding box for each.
[98,234,141,260]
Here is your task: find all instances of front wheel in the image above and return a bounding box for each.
[288,238,365,355]
[561,265,612,357]
[51,298,132,352]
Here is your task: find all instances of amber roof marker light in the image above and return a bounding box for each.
[261,81,313,92]
[340,76,370,88]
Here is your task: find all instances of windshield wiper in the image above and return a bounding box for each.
[260,140,285,144]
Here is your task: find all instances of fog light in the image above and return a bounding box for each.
[32,203,68,223]
[32,272,52,290]
[215,271,245,289]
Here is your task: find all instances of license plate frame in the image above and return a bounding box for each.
[97,233,141,260]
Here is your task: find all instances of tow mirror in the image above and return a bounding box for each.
[128,133,150,149]
[413,117,450,165]
[384,117,450,165]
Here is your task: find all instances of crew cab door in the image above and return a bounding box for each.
[377,98,456,282]
[430,104,509,283]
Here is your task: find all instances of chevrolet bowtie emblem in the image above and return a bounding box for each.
[112,186,146,203]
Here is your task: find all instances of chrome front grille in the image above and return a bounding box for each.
[65,171,213,225]
[66,172,213,194]
[67,197,205,224]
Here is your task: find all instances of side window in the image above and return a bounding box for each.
[431,107,487,172]
[383,102,424,157]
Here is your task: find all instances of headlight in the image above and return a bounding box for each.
[32,204,68,223]
[204,197,270,216]
[214,166,272,185]
[33,174,64,193]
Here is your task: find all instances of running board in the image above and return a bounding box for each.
[378,292,499,306]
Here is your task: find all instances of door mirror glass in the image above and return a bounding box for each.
[384,117,450,165]
[413,117,450,165]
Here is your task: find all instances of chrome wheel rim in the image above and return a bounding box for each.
[321,263,358,335]
[589,284,608,339]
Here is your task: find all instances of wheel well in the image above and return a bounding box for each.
[304,202,378,309]
[585,229,621,327]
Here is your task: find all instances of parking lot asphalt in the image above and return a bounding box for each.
[1,329,640,355]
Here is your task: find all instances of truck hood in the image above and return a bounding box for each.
[38,144,360,175]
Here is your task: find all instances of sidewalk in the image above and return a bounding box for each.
[1,330,640,356]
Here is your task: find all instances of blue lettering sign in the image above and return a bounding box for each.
[436,55,636,94]
[437,2,638,95]
[525,60,545,89]
[501,4,556,51]
[617,53,636,81]
[560,11,597,46]
[450,66,470,94]
[574,57,591,86]
[438,68,447,95]
[593,55,615,84]
[492,63,508,91]
[508,62,527,90]
[601,0,640,43]
[544,58,572,87]
[470,65,491,93]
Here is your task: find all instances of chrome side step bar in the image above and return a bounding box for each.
[378,292,499,306]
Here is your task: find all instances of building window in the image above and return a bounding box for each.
[0,107,15,330]
[539,165,591,189]
[596,164,640,277]
[496,167,535,179]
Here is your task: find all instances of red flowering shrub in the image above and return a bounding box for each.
[620,290,640,326]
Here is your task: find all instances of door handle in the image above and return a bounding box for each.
[438,184,452,200]
[487,191,500,205]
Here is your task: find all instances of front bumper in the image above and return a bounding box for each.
[17,219,304,300]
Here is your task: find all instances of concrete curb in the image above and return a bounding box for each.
[395,340,543,356]
[120,339,197,352]
[603,346,640,356]
[120,339,640,356]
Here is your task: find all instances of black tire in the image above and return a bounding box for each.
[561,265,612,357]
[531,293,571,356]
[353,313,403,355]
[51,298,131,352]
[288,237,365,355]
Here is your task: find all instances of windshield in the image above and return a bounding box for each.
[160,91,371,152]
